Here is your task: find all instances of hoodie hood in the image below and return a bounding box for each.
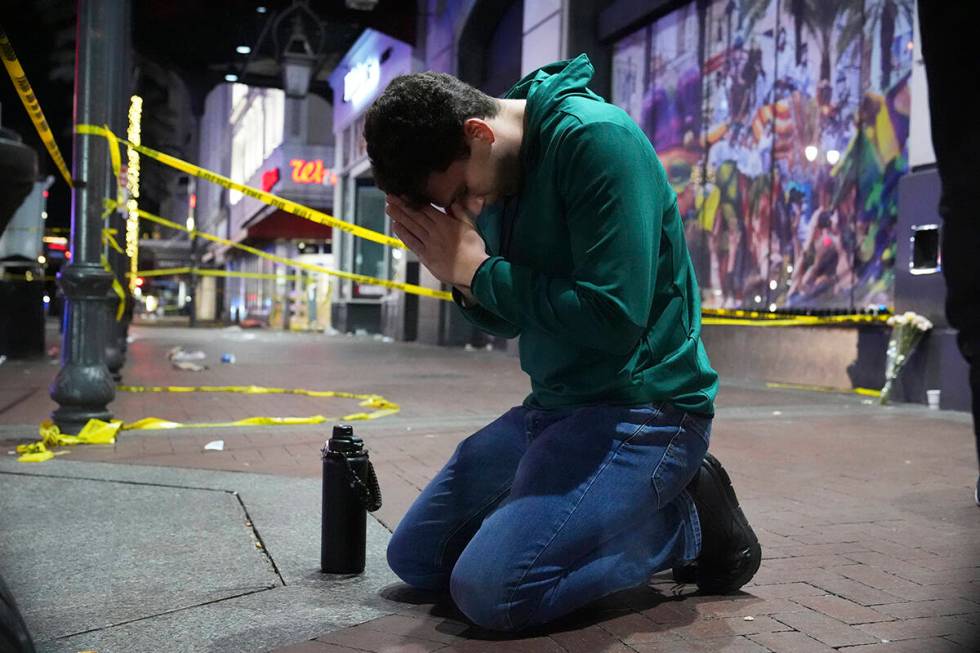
[504,53,603,164]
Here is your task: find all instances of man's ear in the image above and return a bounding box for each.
[463,118,495,145]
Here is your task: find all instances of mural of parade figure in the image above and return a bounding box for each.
[611,0,914,312]
[786,175,856,303]
[697,0,779,307]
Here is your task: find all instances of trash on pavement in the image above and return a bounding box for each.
[221,353,236,364]
[204,440,224,451]
[169,347,206,362]
[172,360,208,372]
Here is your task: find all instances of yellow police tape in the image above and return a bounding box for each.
[702,308,889,327]
[138,267,303,282]
[16,384,400,463]
[0,28,73,186]
[77,124,405,251]
[766,381,882,398]
[116,200,453,301]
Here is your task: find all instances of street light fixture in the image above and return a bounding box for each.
[231,0,328,100]
[281,15,316,98]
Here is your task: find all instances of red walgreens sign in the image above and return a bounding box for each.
[289,159,337,186]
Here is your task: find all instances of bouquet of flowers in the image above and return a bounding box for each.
[880,311,934,404]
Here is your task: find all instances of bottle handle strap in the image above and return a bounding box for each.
[327,451,383,512]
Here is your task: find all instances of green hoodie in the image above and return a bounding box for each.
[456,54,718,416]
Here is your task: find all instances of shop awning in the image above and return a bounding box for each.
[245,209,332,241]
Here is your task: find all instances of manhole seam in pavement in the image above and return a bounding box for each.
[0,470,287,588]
[52,585,279,641]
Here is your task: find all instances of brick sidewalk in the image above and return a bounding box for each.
[2,325,978,652]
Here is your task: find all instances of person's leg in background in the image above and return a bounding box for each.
[918,3,980,503]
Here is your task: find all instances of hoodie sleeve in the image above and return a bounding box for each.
[452,285,521,339]
[469,120,664,355]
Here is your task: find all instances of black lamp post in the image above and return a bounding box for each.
[50,0,125,433]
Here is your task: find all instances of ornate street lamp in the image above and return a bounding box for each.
[280,15,317,98]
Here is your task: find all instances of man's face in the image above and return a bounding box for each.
[421,121,499,216]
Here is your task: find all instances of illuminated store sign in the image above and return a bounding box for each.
[343,58,380,105]
[289,159,337,186]
[262,167,281,192]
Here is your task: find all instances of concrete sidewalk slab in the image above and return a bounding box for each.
[0,471,279,641]
[0,459,400,653]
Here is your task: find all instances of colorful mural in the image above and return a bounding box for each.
[613,0,914,310]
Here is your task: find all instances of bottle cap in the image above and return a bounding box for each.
[328,424,363,454]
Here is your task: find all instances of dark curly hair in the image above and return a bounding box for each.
[364,72,498,206]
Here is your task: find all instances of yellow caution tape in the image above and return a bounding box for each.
[136,267,303,282]
[702,307,889,327]
[103,227,126,255]
[78,124,405,251]
[17,385,400,462]
[119,200,452,301]
[17,418,122,462]
[103,123,122,182]
[766,382,882,397]
[111,277,126,320]
[98,250,127,321]
[15,442,55,463]
[0,28,73,186]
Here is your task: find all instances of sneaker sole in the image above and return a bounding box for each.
[696,454,762,594]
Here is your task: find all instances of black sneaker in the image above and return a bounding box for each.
[674,453,761,594]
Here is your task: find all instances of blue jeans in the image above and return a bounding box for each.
[386,402,710,631]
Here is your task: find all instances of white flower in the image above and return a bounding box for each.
[914,315,933,331]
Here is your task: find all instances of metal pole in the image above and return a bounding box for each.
[189,232,198,327]
[104,0,130,381]
[49,0,119,433]
[188,177,198,327]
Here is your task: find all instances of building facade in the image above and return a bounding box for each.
[326,0,604,345]
[196,83,336,329]
[328,29,416,337]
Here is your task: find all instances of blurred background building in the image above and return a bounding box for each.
[0,0,965,409]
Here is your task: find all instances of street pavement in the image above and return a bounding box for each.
[0,323,977,653]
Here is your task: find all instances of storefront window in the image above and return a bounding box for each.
[230,88,285,204]
[352,179,387,297]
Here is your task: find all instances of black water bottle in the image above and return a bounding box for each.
[321,424,381,574]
